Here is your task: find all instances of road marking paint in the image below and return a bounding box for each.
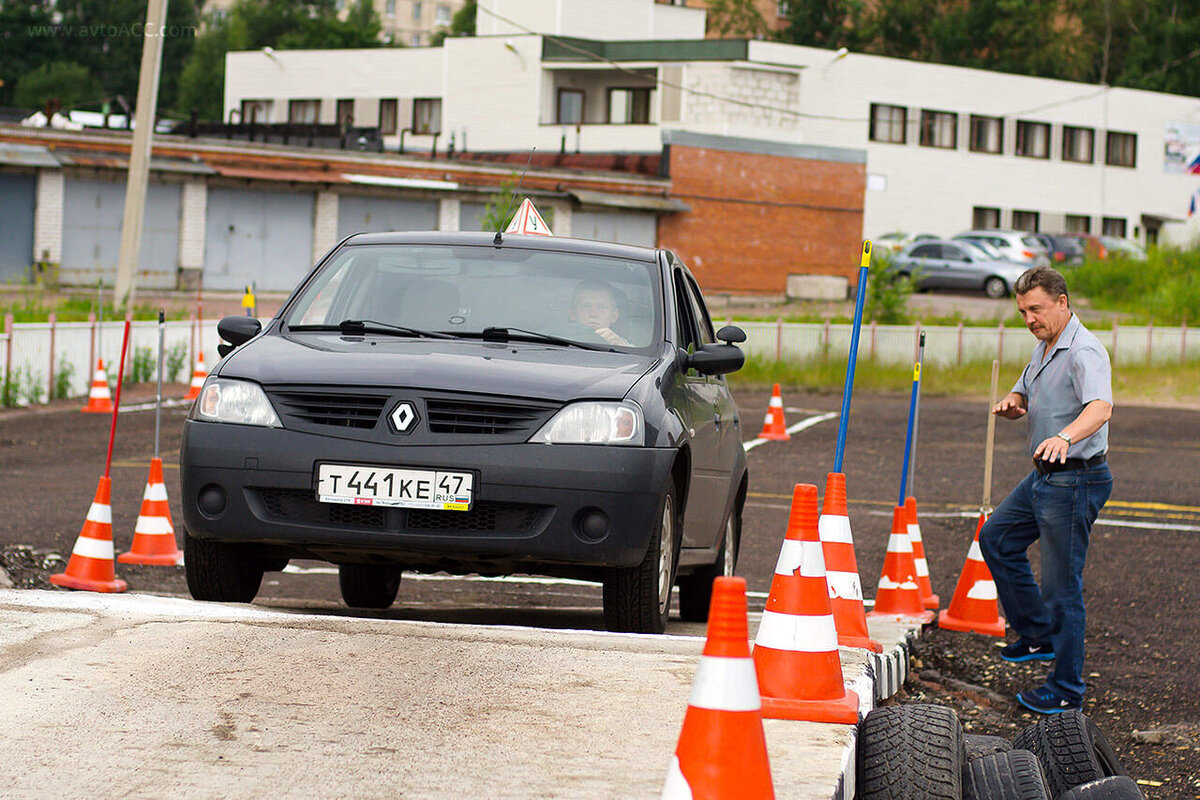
[743,412,837,452]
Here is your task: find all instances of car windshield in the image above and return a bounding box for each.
[284,243,663,351]
[963,240,1001,259]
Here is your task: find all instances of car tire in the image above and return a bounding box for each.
[965,733,1013,761]
[963,750,1050,800]
[985,277,1009,299]
[184,530,264,603]
[603,483,679,634]
[676,507,740,623]
[338,564,402,609]
[1012,710,1104,797]
[1084,716,1127,776]
[857,704,965,800]
[1056,776,1144,799]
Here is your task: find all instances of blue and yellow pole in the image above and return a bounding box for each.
[898,330,926,505]
[833,240,872,473]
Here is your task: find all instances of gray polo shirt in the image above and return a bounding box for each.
[1012,313,1112,459]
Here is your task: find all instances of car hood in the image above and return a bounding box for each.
[216,332,659,402]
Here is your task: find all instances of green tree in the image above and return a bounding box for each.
[431,0,476,46]
[0,2,66,108]
[705,0,769,39]
[777,0,865,50]
[13,61,103,111]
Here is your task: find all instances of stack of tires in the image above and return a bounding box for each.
[856,704,1143,799]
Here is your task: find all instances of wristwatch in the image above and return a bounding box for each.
[1056,432,1072,445]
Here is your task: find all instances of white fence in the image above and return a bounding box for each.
[1,317,1196,405]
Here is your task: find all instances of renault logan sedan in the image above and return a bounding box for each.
[181,231,748,633]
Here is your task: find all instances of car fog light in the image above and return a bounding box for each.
[198,484,227,517]
[575,508,610,542]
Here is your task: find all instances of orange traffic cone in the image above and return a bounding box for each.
[937,512,1007,637]
[752,484,859,723]
[185,351,207,400]
[867,506,934,623]
[662,576,774,799]
[757,383,790,441]
[819,473,882,653]
[50,476,128,593]
[81,358,113,413]
[119,457,183,566]
[905,497,940,610]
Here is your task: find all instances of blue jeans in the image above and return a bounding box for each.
[979,464,1113,702]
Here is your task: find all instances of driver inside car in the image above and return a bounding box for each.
[569,281,630,346]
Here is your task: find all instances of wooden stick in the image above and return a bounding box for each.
[982,359,1000,513]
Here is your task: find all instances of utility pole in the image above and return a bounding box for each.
[114,0,169,310]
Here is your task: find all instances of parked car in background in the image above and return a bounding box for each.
[954,230,1051,268]
[1063,233,1148,262]
[891,238,1029,298]
[1031,233,1086,266]
[875,231,940,253]
[1065,233,1109,260]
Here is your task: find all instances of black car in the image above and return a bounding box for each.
[181,231,748,633]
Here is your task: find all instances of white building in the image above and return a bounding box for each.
[224,0,1200,246]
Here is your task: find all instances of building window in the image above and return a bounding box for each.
[557,89,584,125]
[1015,121,1050,158]
[379,98,398,135]
[413,1,423,20]
[608,88,653,124]
[410,33,422,46]
[412,98,441,134]
[240,99,273,124]
[1065,214,1091,233]
[919,110,957,149]
[1105,131,1136,167]
[288,100,320,124]
[1012,210,1040,232]
[973,206,1001,229]
[869,103,907,144]
[1102,217,1127,237]
[968,115,1003,154]
[385,0,395,16]
[336,98,354,127]
[436,4,451,25]
[1061,126,1095,163]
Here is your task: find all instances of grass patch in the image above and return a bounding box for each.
[0,291,189,323]
[1068,246,1200,325]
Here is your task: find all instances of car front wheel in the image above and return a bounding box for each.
[338,563,402,609]
[985,276,1009,298]
[677,508,739,622]
[184,531,264,603]
[603,483,678,634]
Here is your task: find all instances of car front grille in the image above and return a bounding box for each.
[268,389,388,430]
[425,397,555,435]
[254,488,547,534]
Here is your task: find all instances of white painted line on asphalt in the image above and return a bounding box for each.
[743,411,837,452]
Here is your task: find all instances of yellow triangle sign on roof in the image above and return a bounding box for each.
[504,197,553,236]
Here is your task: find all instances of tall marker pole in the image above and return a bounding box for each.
[897,331,925,505]
[903,330,926,499]
[154,309,164,459]
[833,240,872,473]
[982,359,1000,514]
[105,319,133,479]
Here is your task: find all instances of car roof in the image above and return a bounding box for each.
[340,230,660,263]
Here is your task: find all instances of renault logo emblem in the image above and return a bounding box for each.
[389,401,418,433]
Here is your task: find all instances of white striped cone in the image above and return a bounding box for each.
[868,506,934,622]
[758,384,789,441]
[938,512,1006,636]
[119,458,184,566]
[905,497,939,609]
[81,359,113,413]
[50,476,127,592]
[186,352,207,400]
[818,475,882,652]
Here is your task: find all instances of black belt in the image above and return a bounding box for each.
[1034,453,1106,474]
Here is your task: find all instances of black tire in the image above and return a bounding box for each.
[184,531,264,603]
[676,506,739,622]
[603,483,678,634]
[1085,717,1127,776]
[1012,710,1103,797]
[338,563,402,609]
[857,704,965,799]
[965,733,1013,761]
[1057,776,1144,799]
[985,276,1009,298]
[963,750,1050,800]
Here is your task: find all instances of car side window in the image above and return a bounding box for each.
[911,244,939,258]
[944,244,968,260]
[684,275,716,346]
[673,270,700,352]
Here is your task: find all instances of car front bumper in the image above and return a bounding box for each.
[180,420,677,575]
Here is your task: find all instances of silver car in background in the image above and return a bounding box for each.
[954,230,1052,268]
[891,238,1029,298]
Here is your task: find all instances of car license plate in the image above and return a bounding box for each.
[316,463,473,511]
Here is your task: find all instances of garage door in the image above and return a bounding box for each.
[61,178,181,285]
[572,209,657,247]
[336,195,437,240]
[0,173,35,281]
[204,187,315,292]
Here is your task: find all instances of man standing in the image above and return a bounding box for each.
[980,266,1114,714]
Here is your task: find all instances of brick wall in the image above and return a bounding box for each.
[658,141,865,294]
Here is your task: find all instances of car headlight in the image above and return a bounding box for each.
[530,401,643,445]
[191,378,282,427]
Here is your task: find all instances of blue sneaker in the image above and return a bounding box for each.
[1000,639,1055,662]
[1017,686,1081,714]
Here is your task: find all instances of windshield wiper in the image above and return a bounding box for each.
[476,326,607,351]
[288,319,456,340]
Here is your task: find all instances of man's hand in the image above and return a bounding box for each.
[1034,435,1069,463]
[993,392,1027,420]
[594,327,629,346]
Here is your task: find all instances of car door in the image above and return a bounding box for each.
[906,243,944,289]
[671,266,725,549]
[940,242,979,288]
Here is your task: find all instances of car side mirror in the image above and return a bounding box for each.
[217,315,262,358]
[684,342,745,376]
[716,325,746,344]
